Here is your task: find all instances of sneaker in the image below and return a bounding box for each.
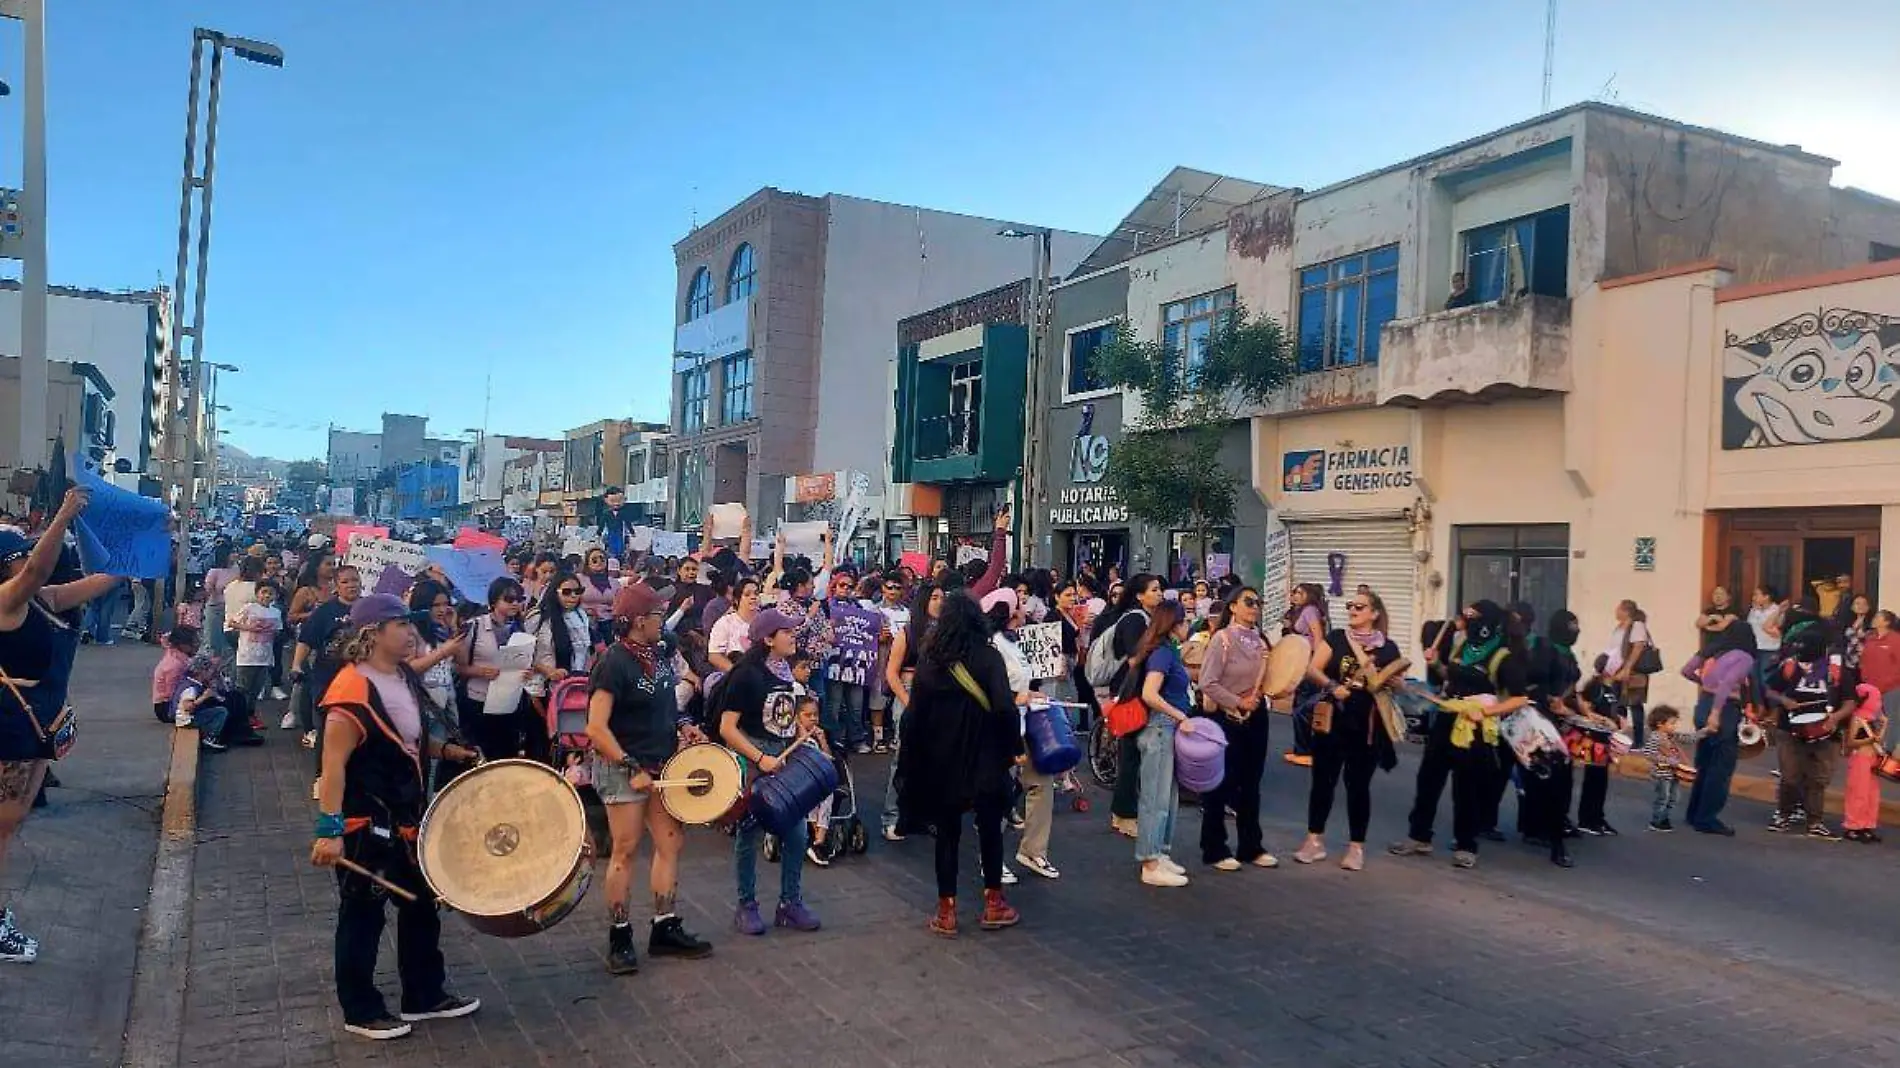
[1250,853,1280,869]
[1110,816,1137,838]
[1338,846,1365,872]
[1451,851,1478,869]
[873,740,890,755]
[881,825,905,843]
[1000,863,1019,887]
[278,711,298,730]
[1595,821,1619,837]
[1140,864,1188,887]
[606,924,640,974]
[1294,841,1328,865]
[1387,838,1431,857]
[647,916,712,959]
[1014,853,1060,879]
[249,717,264,733]
[270,686,289,701]
[1648,820,1675,833]
[732,901,767,936]
[979,888,1020,930]
[1157,856,1185,876]
[1806,823,1843,841]
[300,730,317,750]
[0,914,38,964]
[344,1016,413,1040]
[805,844,831,868]
[200,738,227,753]
[398,994,479,1022]
[774,899,821,932]
[853,743,872,755]
[1767,813,1791,832]
[1210,857,1242,872]
[1693,822,1737,837]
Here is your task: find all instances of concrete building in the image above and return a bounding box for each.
[0,282,168,481]
[0,355,113,477]
[666,188,1095,532]
[1222,103,1900,661]
[325,413,461,482]
[456,434,564,521]
[562,419,665,522]
[618,425,669,524]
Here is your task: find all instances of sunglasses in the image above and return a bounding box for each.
[1239,597,1260,607]
[559,587,584,596]
[1345,601,1371,611]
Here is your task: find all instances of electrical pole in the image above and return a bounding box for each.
[1541,0,1558,113]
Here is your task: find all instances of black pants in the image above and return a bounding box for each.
[1479,739,1514,832]
[1405,730,1489,853]
[1519,762,1573,860]
[1576,763,1611,829]
[461,694,550,764]
[1201,713,1269,862]
[1308,728,1377,842]
[1290,681,1317,756]
[1776,734,1835,822]
[1110,733,1142,820]
[935,794,1008,897]
[335,831,445,1024]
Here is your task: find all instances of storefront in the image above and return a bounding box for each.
[1048,429,1133,578]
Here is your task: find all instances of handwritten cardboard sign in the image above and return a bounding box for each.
[1016,622,1067,680]
[649,530,689,557]
[453,527,507,552]
[423,546,509,602]
[779,520,828,558]
[69,457,171,579]
[344,536,430,591]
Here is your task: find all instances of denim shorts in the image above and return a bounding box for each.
[592,757,662,805]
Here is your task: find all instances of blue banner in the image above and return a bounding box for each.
[422,545,509,603]
[69,457,172,579]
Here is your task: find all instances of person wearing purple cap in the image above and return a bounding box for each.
[312,593,482,1040]
[716,606,822,935]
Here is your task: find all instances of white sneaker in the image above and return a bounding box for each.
[1210,857,1242,872]
[300,731,317,750]
[1015,853,1060,879]
[270,687,290,701]
[1000,863,1019,886]
[278,711,298,730]
[1158,856,1186,876]
[1251,853,1281,869]
[1140,865,1189,887]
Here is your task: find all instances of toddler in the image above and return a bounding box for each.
[794,696,835,867]
[1641,705,1687,832]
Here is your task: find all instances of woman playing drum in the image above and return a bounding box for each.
[585,583,714,976]
[1296,590,1406,872]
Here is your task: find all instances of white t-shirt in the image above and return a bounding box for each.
[223,580,257,630]
[1602,619,1652,675]
[234,603,283,667]
[1749,604,1782,652]
[709,611,752,661]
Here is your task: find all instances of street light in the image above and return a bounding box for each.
[997,226,1054,570]
[165,25,281,599]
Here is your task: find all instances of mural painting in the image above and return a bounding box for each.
[1722,306,1900,449]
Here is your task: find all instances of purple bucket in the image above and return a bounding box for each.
[1174,717,1228,794]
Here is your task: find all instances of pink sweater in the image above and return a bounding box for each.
[152,647,190,705]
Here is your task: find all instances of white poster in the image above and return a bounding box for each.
[1016,622,1067,681]
[707,503,748,543]
[650,529,690,556]
[779,520,828,558]
[630,526,654,553]
[1261,525,1291,630]
[344,535,430,589]
[749,536,774,559]
[480,633,537,717]
[955,543,989,567]
[328,486,355,517]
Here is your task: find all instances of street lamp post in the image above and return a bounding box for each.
[998,227,1054,570]
[164,26,281,602]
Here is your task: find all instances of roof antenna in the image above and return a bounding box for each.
[1541,0,1558,112]
[689,184,699,231]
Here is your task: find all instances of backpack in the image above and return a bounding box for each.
[1084,609,1146,687]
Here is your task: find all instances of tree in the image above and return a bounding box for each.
[1090,303,1295,578]
[284,459,325,495]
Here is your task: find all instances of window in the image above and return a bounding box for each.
[947,358,982,455]
[721,353,755,424]
[1064,322,1116,398]
[1168,527,1234,584]
[1161,289,1234,381]
[626,450,649,484]
[726,243,756,302]
[685,267,712,321]
[1297,246,1398,371]
[1873,241,1900,264]
[676,451,705,529]
[680,366,711,432]
[1461,205,1569,303]
[1453,524,1569,627]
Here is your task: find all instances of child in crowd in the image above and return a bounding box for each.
[151,626,201,722]
[175,584,206,631]
[794,695,835,867]
[1843,683,1885,844]
[233,581,284,702]
[1641,706,1687,832]
[789,652,815,701]
[169,653,240,752]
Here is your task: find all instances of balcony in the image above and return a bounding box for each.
[917,411,980,461]
[1377,294,1571,405]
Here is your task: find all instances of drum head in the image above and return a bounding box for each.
[1263,634,1311,698]
[660,744,745,825]
[420,759,588,917]
[1789,712,1827,726]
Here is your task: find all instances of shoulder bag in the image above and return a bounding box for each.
[1343,632,1406,745]
[1103,651,1151,737]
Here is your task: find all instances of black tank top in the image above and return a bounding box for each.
[0,598,58,701]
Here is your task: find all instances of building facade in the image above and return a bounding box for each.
[325,413,461,483]
[666,188,1095,533]
[1230,103,1900,661]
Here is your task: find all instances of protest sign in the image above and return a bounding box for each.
[373,565,416,599]
[707,503,747,543]
[780,520,828,558]
[423,546,509,601]
[955,543,989,567]
[68,457,171,579]
[1016,622,1067,680]
[334,524,389,557]
[561,526,599,558]
[826,600,882,686]
[749,536,773,560]
[899,550,929,575]
[629,526,654,553]
[345,536,431,591]
[649,529,690,556]
[453,527,507,552]
[1260,526,1291,626]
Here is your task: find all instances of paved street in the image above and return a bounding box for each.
[0,643,169,1068]
[164,712,1900,1068]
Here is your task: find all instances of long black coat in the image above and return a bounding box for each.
[897,641,1023,823]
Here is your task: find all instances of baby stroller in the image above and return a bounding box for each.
[546,675,613,856]
[762,750,868,864]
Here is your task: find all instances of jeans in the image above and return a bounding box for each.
[934,794,1008,896]
[83,596,117,644]
[880,700,904,833]
[1686,696,1740,829]
[1650,777,1678,823]
[823,680,868,748]
[126,581,152,637]
[182,702,230,743]
[334,832,446,1024]
[204,603,228,656]
[1133,712,1178,863]
[736,736,806,904]
[236,665,272,703]
[1200,712,1269,862]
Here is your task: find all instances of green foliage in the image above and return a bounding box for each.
[1092,303,1295,543]
[284,460,325,492]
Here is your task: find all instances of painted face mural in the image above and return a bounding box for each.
[1723,308,1900,449]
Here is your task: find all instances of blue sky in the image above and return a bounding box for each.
[4,0,1897,461]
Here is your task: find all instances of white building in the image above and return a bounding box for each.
[0,282,168,480]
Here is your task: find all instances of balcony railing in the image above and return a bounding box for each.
[1377,294,1572,405]
[916,410,980,461]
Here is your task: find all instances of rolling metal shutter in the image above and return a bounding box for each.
[1286,518,1417,662]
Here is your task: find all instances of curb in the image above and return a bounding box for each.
[120,729,200,1068]
[1611,752,1900,822]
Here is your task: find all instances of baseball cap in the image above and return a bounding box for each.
[749,607,802,646]
[348,593,411,629]
[307,533,329,549]
[0,529,32,566]
[612,582,665,621]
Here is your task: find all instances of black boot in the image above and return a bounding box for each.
[648,915,713,959]
[606,924,639,975]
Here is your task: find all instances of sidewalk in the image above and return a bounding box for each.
[0,642,168,1068]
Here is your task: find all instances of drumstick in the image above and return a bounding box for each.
[334,857,419,903]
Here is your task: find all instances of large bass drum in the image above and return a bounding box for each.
[418,759,593,938]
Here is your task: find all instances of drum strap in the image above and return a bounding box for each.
[950,663,990,713]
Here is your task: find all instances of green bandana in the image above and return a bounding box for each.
[1457,632,1503,668]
